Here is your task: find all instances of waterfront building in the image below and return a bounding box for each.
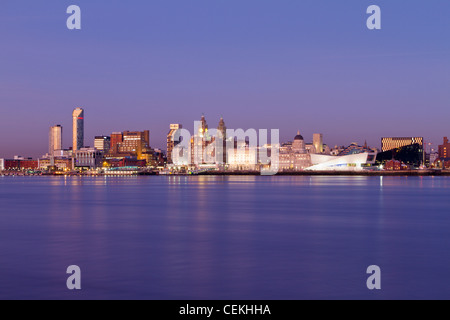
[74,148,103,169]
[306,143,378,171]
[49,125,63,155]
[39,158,72,171]
[227,141,258,171]
[106,158,146,168]
[3,159,39,171]
[167,124,182,164]
[94,136,111,153]
[0,159,4,171]
[384,160,408,171]
[338,143,376,157]
[376,143,424,168]
[72,108,84,151]
[191,115,211,165]
[109,130,153,165]
[279,132,312,171]
[381,137,423,152]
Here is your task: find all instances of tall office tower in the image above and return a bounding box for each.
[167,124,182,164]
[313,133,324,154]
[49,125,63,155]
[94,136,111,153]
[72,108,84,151]
[381,137,424,152]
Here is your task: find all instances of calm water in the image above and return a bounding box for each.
[1,175,450,300]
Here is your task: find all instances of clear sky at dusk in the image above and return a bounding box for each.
[1,0,449,158]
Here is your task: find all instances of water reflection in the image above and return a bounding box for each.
[1,176,450,299]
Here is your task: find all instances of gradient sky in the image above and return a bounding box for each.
[1,0,449,158]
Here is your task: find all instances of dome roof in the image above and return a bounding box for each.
[294,131,304,141]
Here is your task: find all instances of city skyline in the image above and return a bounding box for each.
[1,1,450,157]
[0,107,442,159]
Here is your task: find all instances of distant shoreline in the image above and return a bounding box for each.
[2,170,450,177]
[196,170,450,176]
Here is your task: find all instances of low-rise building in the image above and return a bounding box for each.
[3,159,39,171]
[227,141,258,171]
[74,148,103,169]
[39,158,73,171]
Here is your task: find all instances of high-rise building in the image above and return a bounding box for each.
[313,133,324,154]
[94,136,111,153]
[72,108,84,151]
[438,137,450,159]
[381,137,423,152]
[49,125,63,155]
[167,124,182,164]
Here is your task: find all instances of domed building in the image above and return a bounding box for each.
[279,131,312,172]
[292,131,306,153]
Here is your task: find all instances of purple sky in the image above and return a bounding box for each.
[1,1,449,158]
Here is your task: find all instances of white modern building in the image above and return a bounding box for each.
[0,159,4,171]
[306,152,378,171]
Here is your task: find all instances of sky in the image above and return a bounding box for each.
[0,0,449,158]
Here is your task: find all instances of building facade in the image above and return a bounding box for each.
[313,133,324,154]
[227,141,258,171]
[49,125,63,155]
[72,108,84,151]
[438,137,450,159]
[3,159,39,171]
[74,148,103,169]
[167,124,182,164]
[279,132,312,171]
[94,136,111,153]
[109,130,153,165]
[381,137,423,152]
[39,158,72,171]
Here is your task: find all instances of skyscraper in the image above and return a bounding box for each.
[72,108,84,151]
[49,125,63,155]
